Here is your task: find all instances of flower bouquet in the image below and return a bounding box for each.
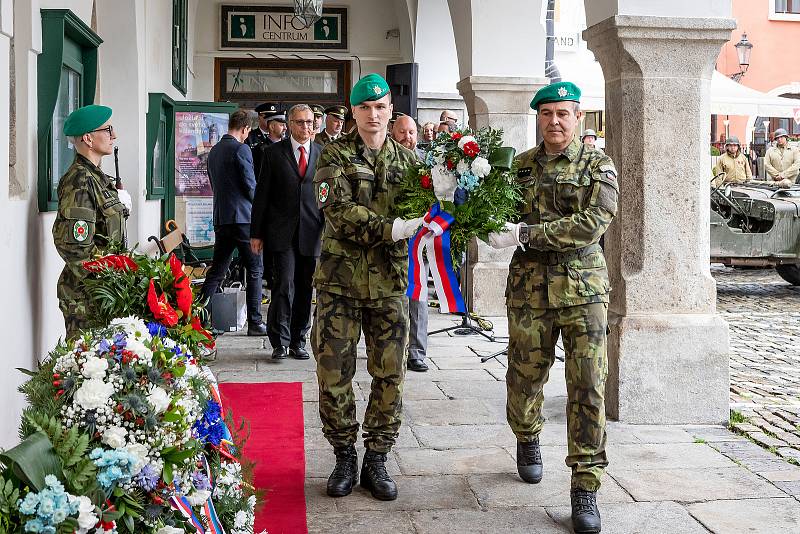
[0,254,263,534]
[394,127,522,312]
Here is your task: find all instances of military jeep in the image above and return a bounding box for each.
[711,179,800,285]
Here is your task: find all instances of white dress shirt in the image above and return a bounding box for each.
[290,136,312,166]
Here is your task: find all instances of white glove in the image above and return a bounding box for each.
[392,217,425,241]
[117,189,133,213]
[488,222,522,249]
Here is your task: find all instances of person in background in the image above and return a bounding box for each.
[200,109,266,337]
[439,110,459,125]
[420,121,436,145]
[712,136,752,187]
[765,128,799,186]
[315,105,348,148]
[581,129,599,150]
[310,104,325,137]
[437,120,456,134]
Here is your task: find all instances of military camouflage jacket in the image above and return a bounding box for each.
[313,131,417,300]
[53,154,126,279]
[507,137,618,309]
[314,130,339,149]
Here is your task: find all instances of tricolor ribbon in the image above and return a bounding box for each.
[169,489,206,534]
[407,202,466,314]
[199,454,227,534]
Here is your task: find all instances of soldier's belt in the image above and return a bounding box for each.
[523,243,602,265]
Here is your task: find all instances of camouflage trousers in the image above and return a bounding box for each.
[57,267,90,340]
[507,302,608,491]
[311,290,409,453]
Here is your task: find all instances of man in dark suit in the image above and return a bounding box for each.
[200,109,267,336]
[251,104,324,359]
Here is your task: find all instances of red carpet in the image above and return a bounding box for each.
[219,382,308,534]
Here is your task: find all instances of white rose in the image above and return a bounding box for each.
[431,164,458,202]
[456,160,470,175]
[234,510,249,528]
[81,356,108,380]
[185,489,211,506]
[457,135,476,150]
[75,496,99,533]
[147,385,171,414]
[101,426,127,449]
[156,528,185,534]
[123,442,149,475]
[74,379,115,411]
[471,156,492,178]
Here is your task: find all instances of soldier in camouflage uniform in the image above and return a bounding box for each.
[312,73,423,501]
[314,104,347,149]
[52,105,126,339]
[488,82,618,534]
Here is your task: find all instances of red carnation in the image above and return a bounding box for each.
[147,279,179,327]
[446,159,455,170]
[420,174,432,190]
[168,254,193,318]
[462,141,480,158]
[451,132,463,140]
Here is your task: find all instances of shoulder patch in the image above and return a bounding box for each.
[73,221,89,242]
[599,164,617,178]
[318,181,331,206]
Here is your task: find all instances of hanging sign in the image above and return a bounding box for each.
[221,5,348,50]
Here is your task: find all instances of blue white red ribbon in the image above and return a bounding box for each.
[169,489,206,534]
[407,202,466,314]
[199,454,226,534]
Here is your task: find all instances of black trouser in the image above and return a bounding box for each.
[201,223,263,323]
[267,236,317,349]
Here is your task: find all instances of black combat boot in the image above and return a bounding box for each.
[516,439,543,483]
[326,446,358,497]
[571,488,601,533]
[360,449,398,501]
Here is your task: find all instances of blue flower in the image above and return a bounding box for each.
[192,399,226,446]
[191,471,211,491]
[134,463,160,492]
[98,339,111,354]
[90,447,138,490]
[147,322,168,337]
[457,171,480,192]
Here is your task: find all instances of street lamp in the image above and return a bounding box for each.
[294,0,323,29]
[730,33,753,82]
[723,118,730,139]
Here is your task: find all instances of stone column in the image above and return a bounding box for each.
[583,16,734,424]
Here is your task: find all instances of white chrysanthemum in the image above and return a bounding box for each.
[457,135,476,149]
[147,385,171,414]
[124,442,149,475]
[110,316,152,340]
[75,496,99,533]
[431,164,458,202]
[234,510,249,528]
[125,338,154,363]
[471,156,491,178]
[101,425,127,449]
[185,489,212,506]
[81,356,108,380]
[54,353,79,373]
[74,378,115,411]
[456,160,470,175]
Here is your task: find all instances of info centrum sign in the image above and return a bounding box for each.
[221,4,348,50]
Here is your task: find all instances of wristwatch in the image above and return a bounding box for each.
[518,224,530,245]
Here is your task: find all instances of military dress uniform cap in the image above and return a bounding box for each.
[63,104,113,136]
[350,73,390,106]
[529,81,582,110]
[255,102,279,114]
[775,128,789,139]
[324,105,348,120]
[725,136,741,146]
[310,104,325,117]
[265,111,286,123]
[581,129,598,140]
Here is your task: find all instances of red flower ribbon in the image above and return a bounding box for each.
[147,279,179,327]
[83,255,138,273]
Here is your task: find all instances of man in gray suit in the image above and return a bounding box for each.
[201,109,266,336]
[251,104,324,360]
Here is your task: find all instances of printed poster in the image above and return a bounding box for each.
[175,111,228,196]
[184,197,215,247]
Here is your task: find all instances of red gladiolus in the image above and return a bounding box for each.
[147,279,179,327]
[462,141,480,157]
[451,132,463,140]
[191,316,216,348]
[420,174,432,190]
[168,254,193,318]
[83,254,139,273]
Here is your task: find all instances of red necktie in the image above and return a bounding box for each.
[298,145,307,177]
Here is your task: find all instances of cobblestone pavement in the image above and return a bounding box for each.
[714,265,800,462]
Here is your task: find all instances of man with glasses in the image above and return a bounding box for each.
[53,104,127,339]
[251,105,323,360]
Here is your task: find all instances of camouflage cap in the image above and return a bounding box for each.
[63,104,112,136]
[350,73,390,106]
[529,81,581,110]
[324,104,348,120]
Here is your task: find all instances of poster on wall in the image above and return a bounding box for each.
[184,198,216,247]
[221,5,348,50]
[175,111,228,196]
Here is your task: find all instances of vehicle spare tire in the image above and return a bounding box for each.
[776,264,800,286]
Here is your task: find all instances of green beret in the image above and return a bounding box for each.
[63,104,113,136]
[529,82,581,110]
[349,73,390,106]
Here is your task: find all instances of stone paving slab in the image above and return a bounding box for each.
[410,508,567,534]
[307,511,416,534]
[435,379,508,399]
[395,446,515,476]
[411,423,517,449]
[608,467,786,502]
[605,443,736,471]
[403,398,499,425]
[687,497,800,534]
[333,475,480,513]
[547,501,710,534]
